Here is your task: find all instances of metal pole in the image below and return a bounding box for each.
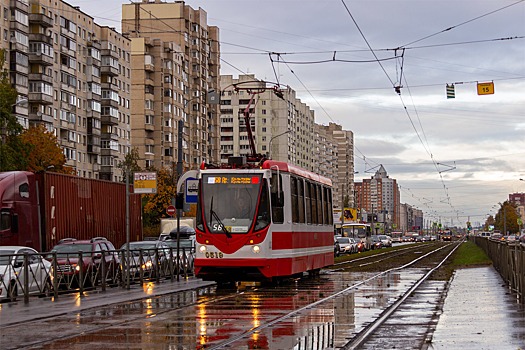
[176,119,184,281]
[125,169,130,290]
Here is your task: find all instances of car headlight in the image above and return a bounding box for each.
[75,265,80,272]
[252,245,260,254]
[199,245,207,253]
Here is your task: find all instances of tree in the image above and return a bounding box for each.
[495,201,519,234]
[142,167,177,227]
[117,147,142,183]
[17,124,74,174]
[0,49,22,171]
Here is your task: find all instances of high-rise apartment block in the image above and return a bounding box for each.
[3,0,132,181]
[219,74,316,170]
[317,123,354,209]
[355,165,401,231]
[122,0,220,171]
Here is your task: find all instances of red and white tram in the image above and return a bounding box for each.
[194,158,334,282]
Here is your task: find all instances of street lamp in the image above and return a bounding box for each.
[268,130,291,160]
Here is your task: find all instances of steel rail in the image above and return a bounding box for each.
[208,242,459,350]
[342,241,462,349]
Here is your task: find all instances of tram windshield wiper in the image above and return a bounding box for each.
[209,196,232,238]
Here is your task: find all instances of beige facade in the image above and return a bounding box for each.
[4,0,132,181]
[318,123,354,209]
[122,0,220,171]
[219,74,315,170]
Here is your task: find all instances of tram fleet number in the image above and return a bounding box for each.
[205,251,224,258]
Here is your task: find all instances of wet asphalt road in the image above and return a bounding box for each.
[1,267,524,349]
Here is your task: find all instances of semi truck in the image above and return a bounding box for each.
[0,171,143,252]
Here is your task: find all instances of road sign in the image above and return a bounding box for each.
[166,205,176,216]
[446,84,455,99]
[477,82,494,95]
[133,172,157,194]
[185,178,198,203]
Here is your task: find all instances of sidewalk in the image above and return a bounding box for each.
[0,277,215,326]
[427,266,525,349]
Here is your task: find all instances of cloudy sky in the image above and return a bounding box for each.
[68,0,525,227]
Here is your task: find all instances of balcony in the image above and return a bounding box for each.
[101,98,119,109]
[28,92,53,105]
[101,115,118,125]
[29,52,53,66]
[28,33,52,45]
[101,148,119,157]
[28,72,52,84]
[29,13,53,27]
[87,144,101,154]
[28,111,53,123]
[100,65,119,77]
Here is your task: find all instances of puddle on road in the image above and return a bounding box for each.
[18,268,506,350]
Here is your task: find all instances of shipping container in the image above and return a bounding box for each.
[0,171,143,252]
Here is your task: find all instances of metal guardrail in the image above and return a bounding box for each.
[0,247,195,303]
[471,236,524,303]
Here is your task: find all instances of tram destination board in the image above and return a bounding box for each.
[207,175,260,185]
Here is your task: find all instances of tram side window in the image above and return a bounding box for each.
[311,182,318,224]
[325,187,333,225]
[270,173,284,224]
[291,176,299,223]
[298,179,305,223]
[254,179,271,230]
[317,185,323,224]
[305,181,312,224]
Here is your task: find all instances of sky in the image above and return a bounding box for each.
[66,0,525,228]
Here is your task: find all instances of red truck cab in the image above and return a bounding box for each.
[0,171,41,250]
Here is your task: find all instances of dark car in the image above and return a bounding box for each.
[49,237,120,289]
[334,237,341,257]
[370,235,383,250]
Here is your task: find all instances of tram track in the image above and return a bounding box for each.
[207,241,461,349]
[2,241,462,349]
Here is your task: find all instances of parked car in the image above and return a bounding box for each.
[370,235,383,250]
[121,241,171,278]
[49,237,120,288]
[0,246,52,301]
[490,234,503,241]
[391,237,402,244]
[503,235,519,244]
[335,236,354,254]
[162,236,196,274]
[377,235,392,247]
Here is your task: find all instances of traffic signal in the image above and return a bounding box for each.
[446,84,455,99]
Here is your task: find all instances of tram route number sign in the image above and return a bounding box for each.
[477,82,494,95]
[133,172,157,194]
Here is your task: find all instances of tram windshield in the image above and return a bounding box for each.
[198,173,263,234]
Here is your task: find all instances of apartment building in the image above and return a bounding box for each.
[219,74,315,170]
[317,123,354,209]
[3,0,132,181]
[122,0,220,171]
[355,165,401,230]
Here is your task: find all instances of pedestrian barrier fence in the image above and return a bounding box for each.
[0,247,195,303]
[471,236,524,304]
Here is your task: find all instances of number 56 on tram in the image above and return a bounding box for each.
[194,159,334,283]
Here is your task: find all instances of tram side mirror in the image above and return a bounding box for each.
[271,191,284,207]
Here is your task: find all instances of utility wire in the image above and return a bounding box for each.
[400,0,525,47]
[339,0,395,87]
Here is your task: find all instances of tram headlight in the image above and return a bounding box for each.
[199,245,207,254]
[252,245,260,254]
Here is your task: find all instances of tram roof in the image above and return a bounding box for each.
[261,160,332,186]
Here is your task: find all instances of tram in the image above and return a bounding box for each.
[341,222,372,251]
[193,157,334,282]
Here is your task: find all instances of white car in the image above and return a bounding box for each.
[378,235,392,247]
[0,246,52,301]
